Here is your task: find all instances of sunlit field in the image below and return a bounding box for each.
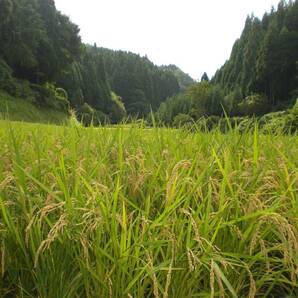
[0,120,297,297]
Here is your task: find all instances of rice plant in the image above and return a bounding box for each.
[0,120,297,297]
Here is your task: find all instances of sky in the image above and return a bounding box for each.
[54,0,281,80]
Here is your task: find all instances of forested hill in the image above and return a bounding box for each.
[159,65,195,90]
[92,47,181,116]
[2,0,297,127]
[213,0,298,111]
[0,0,186,123]
[155,0,298,130]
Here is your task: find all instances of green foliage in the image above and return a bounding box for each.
[0,60,34,100]
[59,46,112,113]
[156,82,225,125]
[292,98,298,115]
[0,0,81,83]
[0,91,69,124]
[0,0,13,23]
[78,102,95,126]
[110,92,126,123]
[201,72,209,82]
[1,0,297,127]
[0,122,297,296]
[0,59,12,85]
[259,110,297,134]
[237,93,270,116]
[155,93,192,125]
[0,59,16,94]
[30,83,70,111]
[0,60,70,112]
[96,47,180,116]
[213,1,298,109]
[187,81,211,110]
[43,83,70,111]
[223,86,243,114]
[160,64,195,90]
[0,0,184,123]
[172,113,193,127]
[77,102,109,126]
[187,81,226,117]
[0,0,82,119]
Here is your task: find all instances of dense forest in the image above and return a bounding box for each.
[0,0,297,129]
[156,0,298,131]
[93,47,181,116]
[159,64,195,90]
[213,0,298,112]
[0,0,190,123]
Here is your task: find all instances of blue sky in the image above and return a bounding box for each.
[55,0,281,80]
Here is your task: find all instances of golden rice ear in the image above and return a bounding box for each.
[245,265,256,298]
[210,260,215,298]
[163,242,174,298]
[146,251,160,298]
[1,116,297,297]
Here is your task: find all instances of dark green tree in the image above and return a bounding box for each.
[213,1,298,113]
[201,72,209,82]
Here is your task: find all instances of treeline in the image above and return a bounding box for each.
[93,47,181,117]
[0,0,81,113]
[0,0,187,123]
[159,64,195,90]
[156,0,298,131]
[2,0,297,128]
[213,0,298,113]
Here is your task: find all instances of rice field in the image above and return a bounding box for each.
[0,120,297,297]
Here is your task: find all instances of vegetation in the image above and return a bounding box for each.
[156,82,226,124]
[156,1,298,129]
[156,97,298,134]
[1,0,298,296]
[0,0,188,123]
[95,48,181,116]
[213,0,298,111]
[160,64,195,90]
[0,121,297,297]
[1,0,297,126]
[0,91,69,124]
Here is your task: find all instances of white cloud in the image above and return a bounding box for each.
[54,0,281,79]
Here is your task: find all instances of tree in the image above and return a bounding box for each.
[213,1,298,113]
[95,47,180,117]
[201,72,209,82]
[187,81,211,113]
[37,0,81,82]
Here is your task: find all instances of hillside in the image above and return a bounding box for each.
[0,91,69,124]
[0,0,185,124]
[92,47,181,116]
[156,1,298,129]
[160,64,195,90]
[213,1,298,111]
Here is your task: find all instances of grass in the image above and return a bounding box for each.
[0,92,70,125]
[0,120,297,297]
